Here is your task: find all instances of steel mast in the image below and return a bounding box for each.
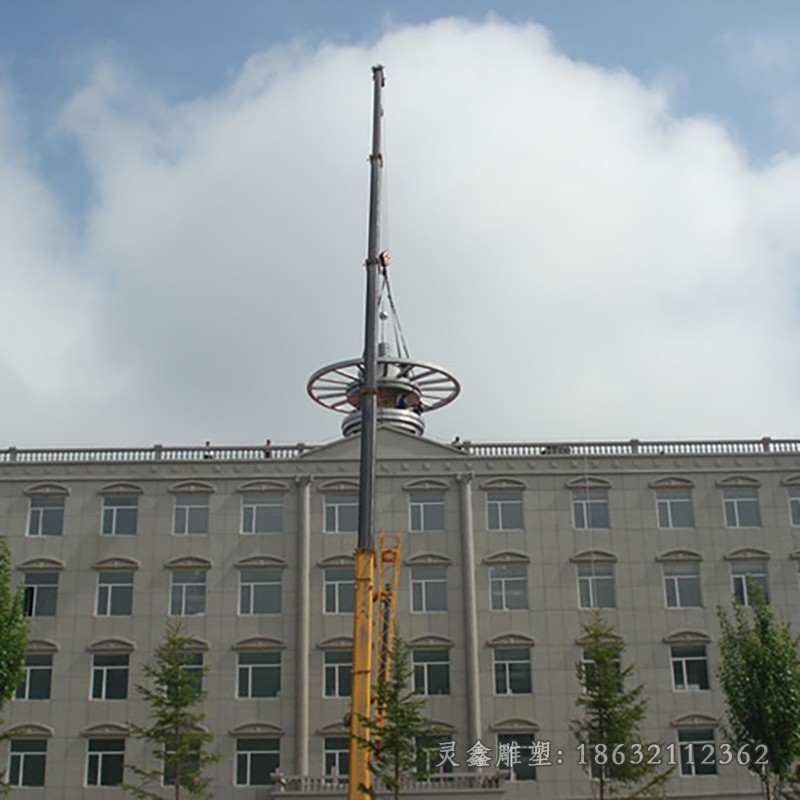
[347,63,385,799]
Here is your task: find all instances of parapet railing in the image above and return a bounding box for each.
[1,437,798,465]
[270,773,503,795]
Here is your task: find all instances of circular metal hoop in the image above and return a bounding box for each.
[307,356,460,414]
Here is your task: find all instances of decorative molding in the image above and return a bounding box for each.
[407,634,453,649]
[17,556,65,572]
[670,713,718,729]
[318,636,353,650]
[780,474,800,487]
[655,549,702,563]
[92,556,140,571]
[164,555,213,570]
[232,636,285,652]
[7,723,54,738]
[570,549,617,564]
[403,478,449,492]
[236,479,289,494]
[82,722,129,737]
[478,477,527,491]
[663,630,711,645]
[486,633,536,648]
[716,475,761,489]
[98,482,143,496]
[87,637,136,654]
[168,480,215,495]
[724,547,770,562]
[317,722,349,735]
[182,636,210,652]
[26,638,59,654]
[489,718,539,733]
[405,552,452,567]
[566,476,611,490]
[317,554,355,568]
[648,476,694,489]
[229,722,283,737]
[234,555,287,570]
[483,550,530,566]
[318,479,359,493]
[23,482,70,497]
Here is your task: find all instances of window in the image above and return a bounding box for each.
[656,489,694,528]
[91,654,129,700]
[731,561,770,605]
[171,570,206,616]
[581,648,621,691]
[86,738,125,786]
[723,487,761,527]
[573,489,610,529]
[497,733,536,781]
[239,569,281,615]
[324,651,352,698]
[16,654,52,700]
[27,497,64,536]
[678,729,716,776]
[8,739,47,787]
[487,491,523,530]
[235,738,279,786]
[490,564,528,610]
[577,563,615,608]
[411,566,447,612]
[417,734,453,774]
[102,495,138,535]
[96,571,134,616]
[182,652,204,694]
[24,573,58,617]
[663,563,702,608]
[324,494,358,533]
[238,652,281,698]
[174,494,209,535]
[789,487,800,526]
[241,494,283,534]
[324,737,349,776]
[324,567,355,614]
[671,645,710,691]
[409,492,445,532]
[164,744,200,786]
[413,649,450,696]
[494,648,532,695]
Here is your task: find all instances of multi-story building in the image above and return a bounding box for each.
[2,429,798,799]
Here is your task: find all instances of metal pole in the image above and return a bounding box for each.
[358,63,384,553]
[348,64,385,800]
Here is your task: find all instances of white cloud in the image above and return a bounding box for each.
[1,17,800,447]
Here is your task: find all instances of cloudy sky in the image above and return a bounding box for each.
[2,1,800,449]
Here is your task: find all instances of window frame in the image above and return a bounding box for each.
[678,729,717,776]
[788,487,800,526]
[663,562,702,608]
[101,495,139,536]
[170,569,207,616]
[324,494,359,534]
[323,567,355,614]
[27,496,64,537]
[96,571,134,617]
[8,738,47,787]
[237,651,281,699]
[410,566,448,613]
[174,493,210,535]
[670,644,710,691]
[486,490,524,531]
[241,493,283,535]
[24,572,59,617]
[86,738,126,787]
[234,738,280,787]
[722,487,762,528]
[90,653,129,700]
[409,492,445,532]
[493,647,532,695]
[655,488,695,528]
[323,650,352,698]
[497,733,537,781]
[412,649,450,696]
[16,654,53,700]
[572,488,610,529]
[489,564,528,611]
[239,569,282,615]
[731,561,770,605]
[577,562,616,609]
[324,736,350,777]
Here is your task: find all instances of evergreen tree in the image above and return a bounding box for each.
[122,623,219,800]
[717,577,800,800]
[571,611,670,800]
[359,633,442,799]
[0,536,29,795]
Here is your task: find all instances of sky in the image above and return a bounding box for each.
[2,1,800,449]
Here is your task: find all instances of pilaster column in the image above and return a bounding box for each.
[295,474,312,774]
[457,472,481,746]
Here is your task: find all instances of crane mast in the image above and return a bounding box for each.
[347,64,386,800]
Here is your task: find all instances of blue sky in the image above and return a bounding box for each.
[2,2,800,447]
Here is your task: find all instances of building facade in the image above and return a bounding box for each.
[1,432,798,798]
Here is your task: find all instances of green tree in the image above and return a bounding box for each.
[571,611,670,800]
[717,577,800,800]
[0,536,29,795]
[122,623,219,800]
[358,633,442,799]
